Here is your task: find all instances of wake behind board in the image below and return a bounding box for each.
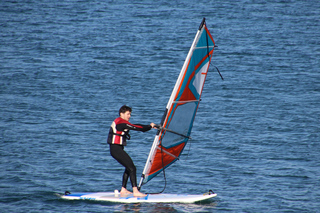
[60,190,217,203]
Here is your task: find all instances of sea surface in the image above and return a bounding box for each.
[1,0,319,212]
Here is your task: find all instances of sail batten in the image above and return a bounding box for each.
[194,46,215,49]
[138,18,215,189]
[155,147,179,159]
[173,100,199,104]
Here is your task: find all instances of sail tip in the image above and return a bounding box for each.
[199,17,206,30]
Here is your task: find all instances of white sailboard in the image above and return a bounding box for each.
[61,18,217,203]
[60,190,216,203]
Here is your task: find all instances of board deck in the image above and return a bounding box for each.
[60,190,217,203]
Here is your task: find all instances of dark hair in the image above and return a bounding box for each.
[119,105,132,116]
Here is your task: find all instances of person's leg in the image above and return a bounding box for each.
[119,156,145,196]
[110,145,145,196]
[112,148,137,187]
[122,169,129,188]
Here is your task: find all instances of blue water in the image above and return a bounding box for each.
[1,0,319,212]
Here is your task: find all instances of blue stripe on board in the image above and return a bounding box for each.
[67,193,89,197]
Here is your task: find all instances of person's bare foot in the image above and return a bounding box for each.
[132,187,147,197]
[120,187,132,195]
[133,191,147,197]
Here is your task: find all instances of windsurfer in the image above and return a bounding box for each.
[108,105,156,197]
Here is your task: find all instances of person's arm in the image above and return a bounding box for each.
[127,123,152,132]
[117,122,152,132]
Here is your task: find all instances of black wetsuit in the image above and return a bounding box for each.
[108,117,151,188]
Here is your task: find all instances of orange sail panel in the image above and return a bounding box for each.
[139,18,215,188]
[148,143,186,178]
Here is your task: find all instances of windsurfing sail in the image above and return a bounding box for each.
[138,18,215,188]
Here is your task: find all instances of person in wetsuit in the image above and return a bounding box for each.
[108,105,155,197]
